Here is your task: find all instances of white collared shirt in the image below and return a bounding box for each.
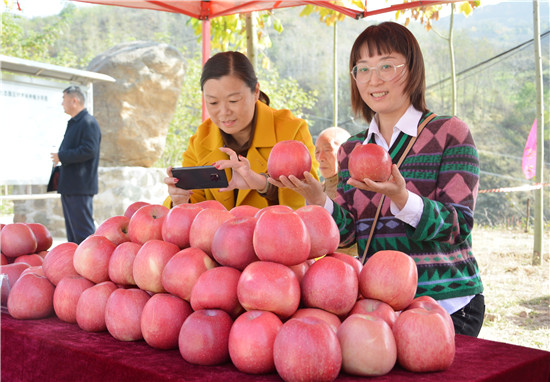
[325,105,423,228]
[324,106,474,314]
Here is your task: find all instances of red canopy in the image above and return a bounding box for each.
[70,0,459,119]
[71,1,458,20]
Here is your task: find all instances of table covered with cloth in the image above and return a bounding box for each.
[2,311,549,382]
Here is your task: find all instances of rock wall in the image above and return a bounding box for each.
[13,167,167,238]
[88,41,185,167]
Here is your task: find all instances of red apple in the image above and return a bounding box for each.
[127,204,169,244]
[124,201,150,218]
[105,288,150,341]
[405,295,455,333]
[42,242,79,286]
[20,265,45,278]
[195,200,227,210]
[73,235,117,283]
[1,262,31,306]
[288,260,310,283]
[337,314,397,376]
[0,223,37,258]
[228,310,283,374]
[133,239,179,293]
[393,307,455,372]
[211,216,259,270]
[161,247,217,301]
[267,140,312,180]
[229,205,260,218]
[301,256,358,316]
[7,272,55,319]
[53,275,94,323]
[36,250,48,259]
[254,205,293,219]
[95,215,130,246]
[190,266,243,318]
[291,308,341,333]
[178,309,233,366]
[237,261,300,320]
[189,208,234,256]
[108,241,141,286]
[273,317,342,382]
[161,203,203,249]
[13,254,43,267]
[348,298,397,329]
[141,293,193,350]
[25,223,53,252]
[76,281,118,332]
[359,250,418,311]
[253,209,310,266]
[328,252,363,277]
[348,143,392,182]
[296,205,339,259]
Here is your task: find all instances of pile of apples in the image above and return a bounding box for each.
[1,200,455,381]
[1,222,53,305]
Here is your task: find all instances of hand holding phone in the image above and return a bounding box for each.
[172,166,229,190]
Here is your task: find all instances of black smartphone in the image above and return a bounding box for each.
[171,166,229,190]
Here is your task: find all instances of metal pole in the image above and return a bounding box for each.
[202,19,211,121]
[333,22,338,127]
[532,0,544,265]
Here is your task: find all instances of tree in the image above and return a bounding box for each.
[396,1,480,115]
[1,8,82,67]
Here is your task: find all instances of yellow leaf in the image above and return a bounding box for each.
[459,2,473,16]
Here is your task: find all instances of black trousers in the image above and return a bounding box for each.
[451,294,485,337]
[61,194,96,244]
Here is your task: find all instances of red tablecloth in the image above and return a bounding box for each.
[2,311,549,382]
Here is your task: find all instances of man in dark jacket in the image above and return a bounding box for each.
[51,86,101,244]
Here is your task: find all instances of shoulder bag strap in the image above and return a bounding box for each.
[360,113,437,264]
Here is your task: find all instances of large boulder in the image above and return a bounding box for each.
[88,41,185,167]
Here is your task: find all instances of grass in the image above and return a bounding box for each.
[473,226,550,351]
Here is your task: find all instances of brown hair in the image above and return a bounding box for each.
[200,51,270,105]
[349,22,427,122]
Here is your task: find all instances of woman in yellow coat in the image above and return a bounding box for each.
[163,51,319,211]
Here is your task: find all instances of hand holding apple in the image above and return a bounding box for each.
[267,140,312,180]
[348,143,392,182]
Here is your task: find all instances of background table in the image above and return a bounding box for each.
[2,310,549,382]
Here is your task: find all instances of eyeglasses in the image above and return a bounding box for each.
[351,62,406,83]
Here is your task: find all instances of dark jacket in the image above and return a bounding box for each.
[57,109,101,195]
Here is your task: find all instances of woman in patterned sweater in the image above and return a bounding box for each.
[271,21,484,337]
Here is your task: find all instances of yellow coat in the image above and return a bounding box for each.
[163,101,319,211]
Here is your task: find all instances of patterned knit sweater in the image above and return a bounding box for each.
[332,113,484,301]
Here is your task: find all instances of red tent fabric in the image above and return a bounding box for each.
[69,0,460,119]
[71,1,458,20]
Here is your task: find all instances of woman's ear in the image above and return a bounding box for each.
[254,82,260,101]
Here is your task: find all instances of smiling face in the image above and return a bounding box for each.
[203,75,260,146]
[355,47,411,123]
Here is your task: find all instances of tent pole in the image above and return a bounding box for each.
[333,21,338,127]
[201,19,211,121]
[532,0,544,265]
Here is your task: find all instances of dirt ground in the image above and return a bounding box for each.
[473,226,549,351]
